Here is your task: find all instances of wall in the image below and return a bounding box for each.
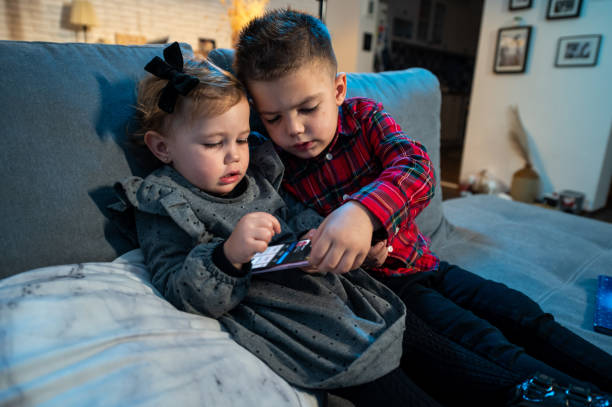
[0,0,318,51]
[326,0,378,72]
[462,0,612,210]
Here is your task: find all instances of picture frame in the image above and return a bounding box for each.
[493,26,532,74]
[509,0,532,11]
[546,0,583,20]
[555,35,602,67]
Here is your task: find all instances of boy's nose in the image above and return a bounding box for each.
[285,115,305,137]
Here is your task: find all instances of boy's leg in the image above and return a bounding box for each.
[385,264,611,393]
[431,262,612,391]
[400,304,526,407]
[328,367,446,407]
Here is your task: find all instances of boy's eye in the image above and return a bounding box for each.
[264,115,280,124]
[300,105,318,114]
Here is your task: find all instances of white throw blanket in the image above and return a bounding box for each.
[0,250,320,407]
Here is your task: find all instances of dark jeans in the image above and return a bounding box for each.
[329,367,445,407]
[381,262,612,405]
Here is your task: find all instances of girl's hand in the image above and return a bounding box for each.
[224,212,281,269]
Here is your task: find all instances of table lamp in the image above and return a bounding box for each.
[70,0,98,42]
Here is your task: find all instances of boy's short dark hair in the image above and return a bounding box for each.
[234,9,337,83]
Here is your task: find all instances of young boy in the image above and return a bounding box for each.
[233,9,612,405]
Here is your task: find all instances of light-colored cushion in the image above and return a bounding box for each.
[436,195,612,355]
[0,253,321,407]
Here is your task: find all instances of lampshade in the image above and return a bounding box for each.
[70,0,98,28]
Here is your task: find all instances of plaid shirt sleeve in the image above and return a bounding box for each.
[349,99,436,237]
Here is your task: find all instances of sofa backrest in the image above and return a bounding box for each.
[0,41,444,279]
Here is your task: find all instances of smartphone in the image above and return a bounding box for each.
[251,240,311,274]
[593,275,612,336]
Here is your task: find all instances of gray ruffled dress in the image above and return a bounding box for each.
[115,140,406,389]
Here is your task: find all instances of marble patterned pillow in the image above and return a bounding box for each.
[0,257,320,407]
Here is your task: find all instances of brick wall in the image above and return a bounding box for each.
[1,0,236,50]
[1,1,319,50]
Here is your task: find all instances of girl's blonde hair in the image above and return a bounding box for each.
[133,59,246,145]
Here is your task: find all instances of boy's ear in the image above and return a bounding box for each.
[334,72,347,106]
[144,130,172,164]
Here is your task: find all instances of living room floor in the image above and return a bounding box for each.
[440,146,612,224]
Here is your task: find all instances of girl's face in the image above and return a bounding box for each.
[166,97,251,195]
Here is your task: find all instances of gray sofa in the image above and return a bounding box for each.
[0,41,610,406]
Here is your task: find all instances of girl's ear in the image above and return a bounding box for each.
[144,130,172,164]
[334,72,347,106]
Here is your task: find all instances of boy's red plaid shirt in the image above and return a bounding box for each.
[279,97,439,277]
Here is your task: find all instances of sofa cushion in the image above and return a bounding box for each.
[0,41,191,278]
[436,195,612,355]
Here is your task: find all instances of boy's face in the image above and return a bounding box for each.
[166,97,250,195]
[248,60,347,159]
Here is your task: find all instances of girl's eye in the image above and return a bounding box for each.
[237,138,249,144]
[203,142,222,148]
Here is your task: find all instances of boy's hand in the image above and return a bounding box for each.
[224,212,281,269]
[363,240,389,268]
[309,201,381,274]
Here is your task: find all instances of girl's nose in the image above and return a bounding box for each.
[225,143,240,163]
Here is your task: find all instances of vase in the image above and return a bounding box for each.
[510,163,540,203]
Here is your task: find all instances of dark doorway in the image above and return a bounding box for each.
[376,0,485,200]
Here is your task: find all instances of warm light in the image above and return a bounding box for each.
[70,0,98,42]
[221,0,268,46]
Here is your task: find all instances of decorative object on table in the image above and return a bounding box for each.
[494,26,532,74]
[460,170,508,195]
[509,0,532,11]
[508,105,540,203]
[197,38,217,59]
[542,192,560,208]
[555,35,602,67]
[69,0,97,42]
[546,0,582,19]
[559,190,585,213]
[114,33,147,45]
[220,0,269,46]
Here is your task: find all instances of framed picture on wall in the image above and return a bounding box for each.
[493,26,532,74]
[509,0,532,11]
[546,0,583,19]
[555,35,602,67]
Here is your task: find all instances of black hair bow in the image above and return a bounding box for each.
[144,42,199,113]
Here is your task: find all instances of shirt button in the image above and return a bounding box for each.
[387,245,394,253]
[325,153,333,160]
[342,194,350,200]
